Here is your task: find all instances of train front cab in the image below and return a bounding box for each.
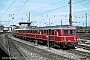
[60,28,78,49]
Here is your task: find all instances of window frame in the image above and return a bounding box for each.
[63,30,68,34]
[70,30,75,34]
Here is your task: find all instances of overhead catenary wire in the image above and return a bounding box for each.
[42,9,90,21]
[14,0,25,15]
[29,1,87,26]
[32,0,87,17]
[0,0,16,18]
[0,0,9,11]
[33,5,69,17]
[13,0,66,22]
[0,0,87,19]
[73,2,90,11]
[42,2,90,21]
[14,0,28,17]
[0,13,9,15]
[77,2,90,7]
[30,0,66,13]
[0,0,89,26]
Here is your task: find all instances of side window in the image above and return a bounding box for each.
[64,30,68,34]
[35,30,37,34]
[44,30,46,34]
[44,30,48,35]
[41,30,43,34]
[70,30,75,34]
[28,30,29,33]
[52,30,54,35]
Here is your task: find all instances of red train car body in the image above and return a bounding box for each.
[77,29,90,33]
[12,25,78,48]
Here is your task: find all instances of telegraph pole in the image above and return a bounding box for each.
[83,23,84,27]
[69,0,72,26]
[29,12,30,22]
[85,13,87,28]
[47,19,50,49]
[28,12,30,26]
[60,20,62,25]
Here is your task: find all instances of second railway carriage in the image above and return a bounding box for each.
[77,29,90,33]
[12,25,78,48]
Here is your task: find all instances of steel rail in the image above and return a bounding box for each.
[0,40,16,60]
[11,38,27,60]
[6,34,27,60]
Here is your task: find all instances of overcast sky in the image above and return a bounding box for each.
[0,0,90,27]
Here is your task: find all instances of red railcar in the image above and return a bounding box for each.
[12,25,78,48]
[76,29,90,33]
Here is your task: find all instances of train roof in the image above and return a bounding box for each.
[14,25,76,30]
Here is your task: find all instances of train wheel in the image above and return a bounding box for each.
[61,45,68,49]
[57,42,61,48]
[70,45,75,49]
[50,42,54,48]
[35,40,38,46]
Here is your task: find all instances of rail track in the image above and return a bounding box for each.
[77,44,90,50]
[5,35,26,60]
[0,35,90,60]
[7,33,90,60]
[9,34,71,60]
[51,42,90,60]
[77,33,90,40]
[0,34,26,60]
[66,48,90,60]
[80,39,90,45]
[0,35,15,60]
[15,40,72,60]
[13,38,90,60]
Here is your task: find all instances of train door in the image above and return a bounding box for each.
[40,30,41,39]
[55,30,59,42]
[50,30,56,41]
[45,30,48,40]
[43,29,50,40]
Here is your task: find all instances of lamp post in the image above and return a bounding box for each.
[85,13,87,28]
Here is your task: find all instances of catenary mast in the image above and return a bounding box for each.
[69,0,72,26]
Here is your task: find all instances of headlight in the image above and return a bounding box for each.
[64,37,66,41]
[77,38,80,41]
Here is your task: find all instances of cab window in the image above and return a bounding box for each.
[70,30,75,34]
[64,30,68,34]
